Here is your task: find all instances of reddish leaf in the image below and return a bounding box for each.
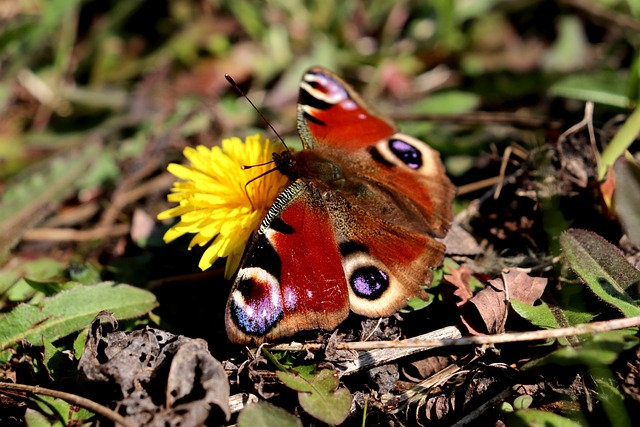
[444,264,474,307]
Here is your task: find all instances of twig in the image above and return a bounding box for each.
[456,176,501,196]
[560,0,640,32]
[334,316,640,351]
[450,387,512,427]
[111,172,176,211]
[493,146,513,200]
[391,111,559,129]
[0,382,135,427]
[268,326,464,376]
[22,224,130,242]
[557,101,599,182]
[98,157,170,230]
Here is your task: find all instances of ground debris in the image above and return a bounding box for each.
[78,312,230,426]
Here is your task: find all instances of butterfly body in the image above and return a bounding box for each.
[226,67,455,345]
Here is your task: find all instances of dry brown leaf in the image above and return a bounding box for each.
[468,270,547,334]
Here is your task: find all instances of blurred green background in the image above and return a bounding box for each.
[1,0,638,178]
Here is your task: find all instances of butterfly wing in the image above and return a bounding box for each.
[297,67,397,150]
[297,67,453,236]
[297,67,455,317]
[328,205,444,317]
[344,132,454,237]
[319,135,454,317]
[225,180,350,345]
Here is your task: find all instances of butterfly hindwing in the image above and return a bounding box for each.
[324,193,444,318]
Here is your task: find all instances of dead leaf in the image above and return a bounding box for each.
[500,269,548,305]
[367,364,399,394]
[78,312,230,426]
[406,355,452,380]
[468,270,547,334]
[444,264,474,307]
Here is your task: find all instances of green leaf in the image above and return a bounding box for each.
[511,300,595,345]
[513,394,533,410]
[24,407,58,427]
[277,370,316,393]
[0,257,66,296]
[543,16,588,73]
[549,72,631,108]
[591,367,632,427]
[27,393,93,427]
[559,229,640,317]
[511,300,560,329]
[0,282,157,352]
[410,91,480,115]
[262,348,292,371]
[43,339,62,376]
[73,328,89,359]
[402,296,432,312]
[523,329,638,371]
[500,402,514,413]
[67,262,102,285]
[6,279,38,303]
[548,330,635,367]
[599,107,640,180]
[299,386,351,426]
[277,369,352,425]
[24,278,76,297]
[238,402,302,427]
[508,409,583,427]
[613,156,640,245]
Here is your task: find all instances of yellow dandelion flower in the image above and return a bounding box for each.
[157,134,289,278]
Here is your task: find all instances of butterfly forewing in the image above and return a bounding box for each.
[225,180,350,345]
[297,67,397,150]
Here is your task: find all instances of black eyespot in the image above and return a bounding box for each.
[339,241,369,257]
[242,234,281,277]
[350,266,389,300]
[367,146,395,167]
[299,88,332,112]
[389,139,422,169]
[270,217,295,234]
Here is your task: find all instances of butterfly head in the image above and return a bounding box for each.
[272,150,300,181]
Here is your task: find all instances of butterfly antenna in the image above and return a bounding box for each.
[241,159,274,170]
[225,74,289,151]
[243,166,281,210]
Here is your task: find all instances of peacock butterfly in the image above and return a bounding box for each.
[225,67,455,345]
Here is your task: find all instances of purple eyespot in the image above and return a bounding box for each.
[389,139,422,169]
[351,266,389,300]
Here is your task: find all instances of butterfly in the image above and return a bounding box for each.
[225,67,455,345]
